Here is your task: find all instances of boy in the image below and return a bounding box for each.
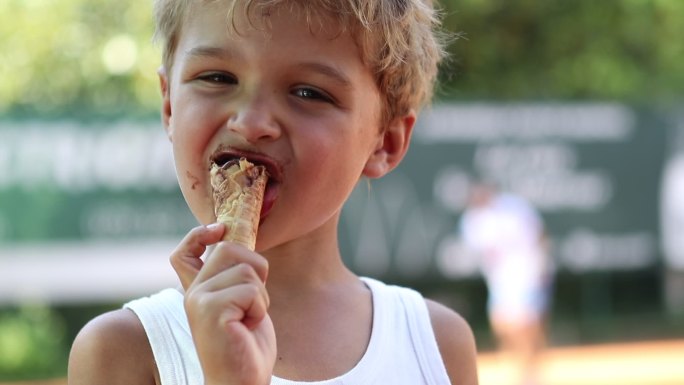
[69,1,479,384]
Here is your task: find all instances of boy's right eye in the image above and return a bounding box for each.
[196,72,237,85]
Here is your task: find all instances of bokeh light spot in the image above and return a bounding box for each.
[101,34,138,75]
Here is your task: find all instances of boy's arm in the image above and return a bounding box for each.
[68,309,157,385]
[426,300,480,385]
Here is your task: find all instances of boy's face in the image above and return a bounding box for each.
[160,2,413,251]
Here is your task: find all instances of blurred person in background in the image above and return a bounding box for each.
[460,181,553,385]
[661,145,684,314]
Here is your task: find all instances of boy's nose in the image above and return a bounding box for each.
[226,94,282,143]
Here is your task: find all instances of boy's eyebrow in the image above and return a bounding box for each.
[297,62,352,88]
[184,46,235,60]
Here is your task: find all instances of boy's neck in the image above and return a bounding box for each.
[262,214,357,294]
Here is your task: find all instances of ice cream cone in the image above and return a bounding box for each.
[210,157,268,251]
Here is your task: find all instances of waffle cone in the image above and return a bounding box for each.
[210,158,268,251]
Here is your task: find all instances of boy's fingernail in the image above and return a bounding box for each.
[207,223,222,231]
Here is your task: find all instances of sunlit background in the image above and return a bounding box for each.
[1,0,683,383]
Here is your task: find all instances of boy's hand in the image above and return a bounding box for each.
[170,223,276,385]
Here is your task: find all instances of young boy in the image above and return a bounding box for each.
[68,1,479,384]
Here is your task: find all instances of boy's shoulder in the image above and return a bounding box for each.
[68,308,157,385]
[425,299,479,385]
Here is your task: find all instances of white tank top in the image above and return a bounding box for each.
[124,277,451,385]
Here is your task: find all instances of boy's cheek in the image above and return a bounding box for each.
[172,156,214,224]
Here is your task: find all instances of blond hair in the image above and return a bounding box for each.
[153,0,447,124]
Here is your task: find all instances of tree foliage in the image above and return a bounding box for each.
[439,0,684,103]
[1,0,683,117]
[0,0,159,117]
[0,305,66,380]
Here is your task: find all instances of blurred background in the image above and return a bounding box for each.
[1,0,683,383]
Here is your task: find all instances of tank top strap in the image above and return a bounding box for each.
[360,277,451,385]
[124,288,204,385]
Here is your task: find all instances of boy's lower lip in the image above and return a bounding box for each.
[260,182,279,220]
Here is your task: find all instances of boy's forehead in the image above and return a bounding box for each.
[174,1,365,71]
[185,0,347,37]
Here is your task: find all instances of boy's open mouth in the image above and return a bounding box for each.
[211,153,241,168]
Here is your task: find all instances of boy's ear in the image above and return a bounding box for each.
[362,110,416,179]
[158,66,173,141]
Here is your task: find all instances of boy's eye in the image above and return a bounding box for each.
[197,72,237,85]
[292,87,334,104]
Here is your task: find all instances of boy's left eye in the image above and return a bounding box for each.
[197,72,237,85]
[292,87,335,104]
